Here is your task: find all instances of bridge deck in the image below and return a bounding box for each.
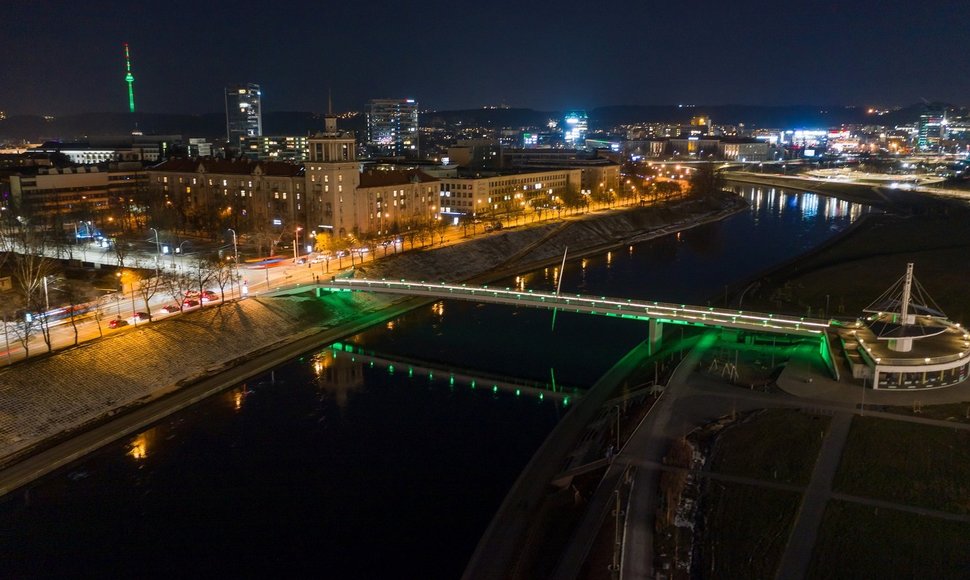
[317,278,831,337]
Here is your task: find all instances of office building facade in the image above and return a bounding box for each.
[225,83,263,144]
[563,110,588,148]
[917,105,945,152]
[365,98,419,158]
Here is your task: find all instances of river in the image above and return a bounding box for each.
[0,186,866,578]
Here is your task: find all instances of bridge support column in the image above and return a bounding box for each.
[648,319,663,355]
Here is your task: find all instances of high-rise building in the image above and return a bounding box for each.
[917,105,945,152]
[225,84,263,144]
[365,98,419,158]
[563,110,588,148]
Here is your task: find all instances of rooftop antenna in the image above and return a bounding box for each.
[324,88,337,133]
[123,43,135,113]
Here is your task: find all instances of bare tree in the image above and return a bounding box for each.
[211,260,240,303]
[136,273,163,320]
[188,257,219,308]
[315,232,334,273]
[113,233,132,269]
[11,251,59,353]
[432,219,448,246]
[59,279,97,346]
[160,269,194,313]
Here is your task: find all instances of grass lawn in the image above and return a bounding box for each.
[834,416,970,514]
[697,482,799,579]
[743,210,970,322]
[808,500,970,580]
[709,409,830,485]
[882,401,970,425]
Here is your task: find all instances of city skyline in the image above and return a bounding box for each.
[2,0,970,116]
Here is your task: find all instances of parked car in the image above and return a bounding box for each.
[200,290,219,303]
[108,318,128,329]
[128,312,151,323]
[160,304,181,314]
[182,299,200,308]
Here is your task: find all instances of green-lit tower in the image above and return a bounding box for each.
[123,43,135,113]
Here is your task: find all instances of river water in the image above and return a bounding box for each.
[0,187,865,578]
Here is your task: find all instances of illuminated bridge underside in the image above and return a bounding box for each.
[320,279,832,338]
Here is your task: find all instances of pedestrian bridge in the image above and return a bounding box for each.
[268,277,839,378]
[314,278,832,338]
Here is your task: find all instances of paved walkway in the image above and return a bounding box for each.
[775,412,853,580]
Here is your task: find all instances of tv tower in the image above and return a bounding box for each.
[123,43,135,113]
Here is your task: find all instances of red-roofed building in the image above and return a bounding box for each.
[355,169,440,235]
[147,158,306,235]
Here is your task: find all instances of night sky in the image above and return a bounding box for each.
[2,0,968,115]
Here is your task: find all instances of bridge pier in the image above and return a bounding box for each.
[648,319,663,354]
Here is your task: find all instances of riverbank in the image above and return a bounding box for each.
[0,193,746,495]
[725,172,963,214]
[740,206,970,322]
[724,172,970,320]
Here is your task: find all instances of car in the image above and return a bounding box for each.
[182,299,200,308]
[294,257,307,265]
[128,312,151,323]
[184,290,201,299]
[200,291,219,303]
[160,304,181,314]
[108,318,128,329]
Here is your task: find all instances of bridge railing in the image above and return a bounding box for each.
[322,278,831,336]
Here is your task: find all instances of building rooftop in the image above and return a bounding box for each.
[149,158,304,177]
[358,169,438,188]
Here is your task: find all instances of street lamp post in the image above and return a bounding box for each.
[228,228,239,299]
[149,227,161,273]
[173,240,190,269]
[294,227,302,261]
[228,229,239,266]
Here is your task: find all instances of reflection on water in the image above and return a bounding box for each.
[742,186,865,224]
[126,427,156,461]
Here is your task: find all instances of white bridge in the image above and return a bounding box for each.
[315,278,832,339]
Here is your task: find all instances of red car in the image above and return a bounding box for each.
[128,312,151,323]
[183,299,200,308]
[200,290,219,303]
[160,304,180,314]
[108,318,128,329]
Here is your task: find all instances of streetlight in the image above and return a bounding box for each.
[228,228,239,299]
[173,240,190,268]
[149,227,161,274]
[294,226,303,261]
[228,229,239,266]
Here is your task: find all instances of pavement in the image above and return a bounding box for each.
[775,412,853,580]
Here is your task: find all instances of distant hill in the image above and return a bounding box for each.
[0,104,960,141]
[0,111,329,141]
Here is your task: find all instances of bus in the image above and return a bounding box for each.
[244,257,287,270]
